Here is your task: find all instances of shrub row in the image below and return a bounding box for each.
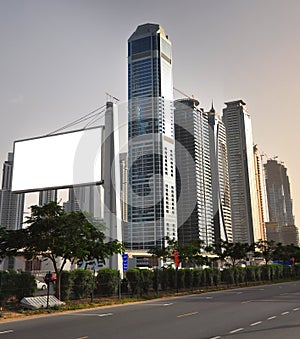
[122,264,300,296]
[61,269,94,301]
[0,271,35,302]
[4,263,298,303]
[61,268,121,300]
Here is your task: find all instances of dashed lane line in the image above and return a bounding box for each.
[177,311,199,318]
[0,330,14,335]
[229,328,244,334]
[213,306,297,338]
[140,303,173,307]
[68,312,113,317]
[98,313,113,317]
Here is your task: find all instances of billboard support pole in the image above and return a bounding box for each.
[104,101,123,277]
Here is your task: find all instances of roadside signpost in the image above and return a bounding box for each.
[122,253,128,271]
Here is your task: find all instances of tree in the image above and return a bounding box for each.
[148,246,169,267]
[254,239,277,264]
[0,201,123,300]
[273,243,300,263]
[212,240,253,267]
[148,237,210,268]
[178,241,210,267]
[148,237,177,267]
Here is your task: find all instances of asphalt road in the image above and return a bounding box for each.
[0,281,300,339]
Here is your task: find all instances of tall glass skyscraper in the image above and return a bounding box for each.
[174,99,214,247]
[264,159,295,227]
[253,144,268,241]
[126,23,177,250]
[0,153,24,230]
[208,105,233,243]
[223,100,261,244]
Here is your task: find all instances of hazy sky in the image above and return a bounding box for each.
[1,0,299,225]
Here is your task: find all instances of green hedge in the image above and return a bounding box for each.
[5,262,300,303]
[221,268,234,286]
[192,269,203,288]
[0,271,35,303]
[184,269,193,289]
[96,268,119,297]
[126,268,141,296]
[246,266,256,282]
[71,269,94,299]
[140,269,153,295]
[234,267,246,285]
[60,271,73,301]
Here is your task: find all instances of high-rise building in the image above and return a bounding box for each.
[264,159,295,227]
[174,99,214,246]
[265,222,299,246]
[126,23,177,250]
[223,100,261,244]
[39,190,57,206]
[0,153,24,230]
[208,104,233,243]
[253,145,268,241]
[120,152,129,245]
[63,186,103,220]
[264,158,299,246]
[119,152,128,223]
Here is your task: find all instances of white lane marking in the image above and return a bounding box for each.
[229,328,244,334]
[139,303,173,306]
[98,313,113,317]
[256,299,287,302]
[242,300,252,304]
[250,321,262,326]
[281,311,289,315]
[69,313,113,317]
[177,311,199,318]
[293,308,299,311]
[0,330,14,335]
[268,316,277,320]
[210,336,221,339]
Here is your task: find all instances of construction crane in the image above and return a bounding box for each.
[105,92,119,104]
[173,87,196,101]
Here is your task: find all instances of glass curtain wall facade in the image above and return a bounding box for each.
[253,145,267,241]
[175,99,214,247]
[39,190,57,206]
[126,24,177,250]
[63,186,103,220]
[208,106,233,243]
[0,153,24,230]
[264,159,295,227]
[223,100,261,244]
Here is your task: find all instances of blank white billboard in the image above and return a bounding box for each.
[12,127,103,192]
